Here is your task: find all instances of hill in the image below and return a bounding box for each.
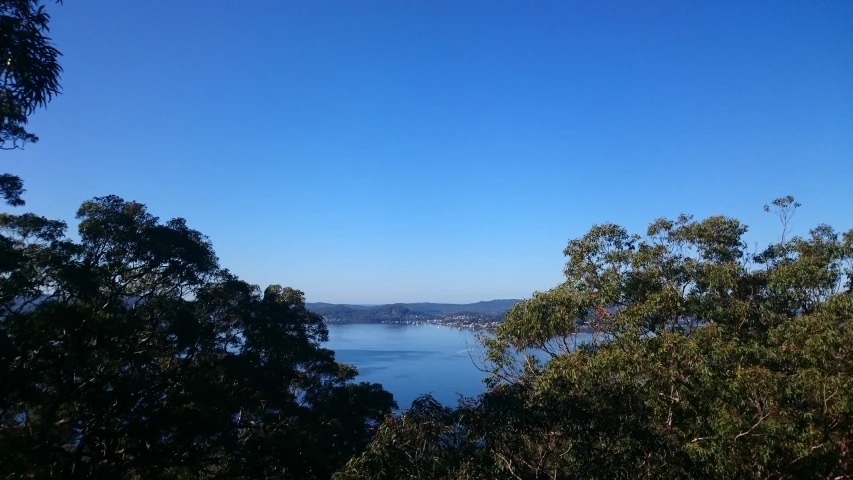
[306,299,520,324]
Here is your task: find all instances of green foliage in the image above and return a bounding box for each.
[0,196,396,479]
[334,395,490,480]
[339,197,853,479]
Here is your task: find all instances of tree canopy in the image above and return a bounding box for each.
[0,195,396,479]
[0,0,61,149]
[1,5,850,478]
[337,198,853,480]
[1,0,63,206]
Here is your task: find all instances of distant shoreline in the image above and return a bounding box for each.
[326,319,597,334]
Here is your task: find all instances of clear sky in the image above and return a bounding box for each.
[6,1,852,304]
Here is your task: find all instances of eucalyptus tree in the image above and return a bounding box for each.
[337,198,852,480]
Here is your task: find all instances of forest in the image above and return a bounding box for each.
[2,2,851,479]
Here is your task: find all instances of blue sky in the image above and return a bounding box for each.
[7,1,852,303]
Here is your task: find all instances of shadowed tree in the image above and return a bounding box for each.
[1,0,63,205]
[0,195,396,479]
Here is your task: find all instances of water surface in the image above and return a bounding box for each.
[325,323,488,409]
[326,323,595,410]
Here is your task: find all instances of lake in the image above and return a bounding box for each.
[325,323,490,409]
[325,323,594,410]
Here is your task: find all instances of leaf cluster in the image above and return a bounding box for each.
[0,196,396,479]
[340,198,853,479]
[0,0,62,150]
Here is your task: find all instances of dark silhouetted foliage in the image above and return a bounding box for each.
[0,196,396,479]
[0,0,61,149]
[0,0,63,207]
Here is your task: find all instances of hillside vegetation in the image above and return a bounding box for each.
[0,196,397,478]
[2,3,851,478]
[336,198,853,479]
[306,300,519,324]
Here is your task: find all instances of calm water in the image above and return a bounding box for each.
[325,323,489,409]
[326,323,595,410]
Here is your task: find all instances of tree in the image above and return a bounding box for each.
[1,0,63,205]
[0,0,61,150]
[0,195,396,479]
[338,197,853,479]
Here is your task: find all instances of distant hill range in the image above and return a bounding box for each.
[306,299,521,324]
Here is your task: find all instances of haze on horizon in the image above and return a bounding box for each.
[9,1,852,304]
